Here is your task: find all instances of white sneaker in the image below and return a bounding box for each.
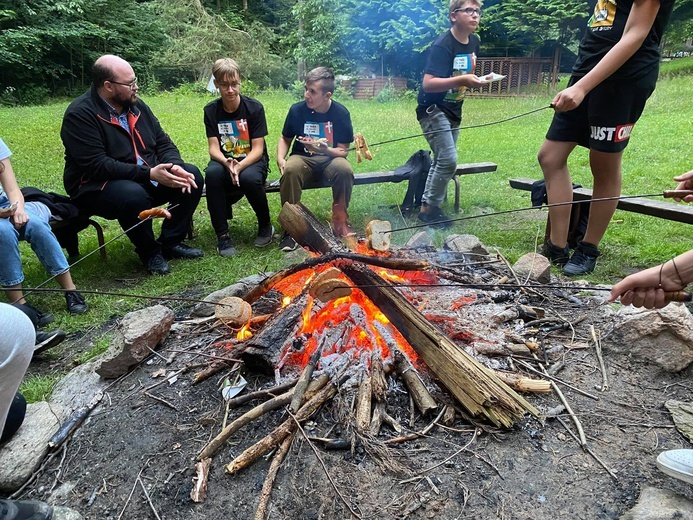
[656,449,693,484]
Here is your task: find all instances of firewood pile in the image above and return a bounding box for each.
[182,203,597,518]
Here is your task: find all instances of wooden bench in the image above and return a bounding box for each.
[50,217,107,260]
[509,177,693,224]
[264,161,498,213]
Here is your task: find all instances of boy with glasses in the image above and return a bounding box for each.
[204,58,273,256]
[415,0,486,228]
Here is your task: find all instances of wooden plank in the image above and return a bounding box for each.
[509,177,693,224]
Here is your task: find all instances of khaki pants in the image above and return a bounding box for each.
[280,155,354,207]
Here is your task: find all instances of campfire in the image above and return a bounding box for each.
[187,203,550,514]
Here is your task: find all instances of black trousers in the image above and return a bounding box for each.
[75,163,204,261]
[205,159,270,237]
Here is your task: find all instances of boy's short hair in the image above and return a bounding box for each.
[449,0,482,16]
[212,58,241,83]
[305,67,335,94]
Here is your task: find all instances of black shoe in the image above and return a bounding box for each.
[254,224,274,248]
[418,206,452,229]
[0,499,54,520]
[542,239,570,266]
[563,241,600,276]
[162,243,204,260]
[34,329,66,355]
[146,253,171,275]
[217,235,237,257]
[279,232,298,252]
[15,302,54,329]
[65,291,88,315]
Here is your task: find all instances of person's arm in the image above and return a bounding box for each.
[553,0,661,111]
[422,73,486,92]
[673,170,693,202]
[277,136,292,175]
[608,250,693,308]
[235,137,265,173]
[0,157,28,228]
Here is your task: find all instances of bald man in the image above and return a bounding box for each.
[61,55,204,275]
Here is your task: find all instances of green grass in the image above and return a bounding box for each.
[18,374,60,403]
[2,77,692,340]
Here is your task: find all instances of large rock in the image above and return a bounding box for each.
[0,402,64,492]
[620,486,693,519]
[444,234,488,256]
[95,305,174,379]
[51,360,108,412]
[603,304,693,372]
[191,274,267,317]
[665,400,693,443]
[512,252,551,284]
[405,231,434,249]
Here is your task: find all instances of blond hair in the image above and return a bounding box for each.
[212,58,241,83]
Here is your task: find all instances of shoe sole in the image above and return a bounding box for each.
[34,331,67,355]
[68,305,89,315]
[656,451,693,484]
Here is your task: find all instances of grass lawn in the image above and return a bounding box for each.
[2,74,692,342]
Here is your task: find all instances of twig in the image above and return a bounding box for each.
[590,325,609,392]
[556,416,618,480]
[48,443,68,493]
[385,406,446,445]
[226,378,299,408]
[144,391,179,411]
[287,410,363,520]
[138,477,162,520]
[116,464,147,520]
[514,359,599,400]
[254,431,296,520]
[399,429,478,484]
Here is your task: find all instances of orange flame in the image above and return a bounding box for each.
[237,323,253,341]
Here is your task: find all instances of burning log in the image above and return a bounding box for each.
[392,349,438,417]
[279,202,540,428]
[491,304,544,324]
[289,344,322,413]
[242,295,309,374]
[356,375,373,433]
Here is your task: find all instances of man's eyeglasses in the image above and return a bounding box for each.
[109,77,138,90]
[454,7,482,17]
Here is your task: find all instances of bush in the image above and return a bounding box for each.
[1,84,51,106]
[660,56,693,77]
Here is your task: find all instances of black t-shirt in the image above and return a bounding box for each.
[203,96,268,161]
[573,0,675,81]
[416,30,480,124]
[282,100,354,157]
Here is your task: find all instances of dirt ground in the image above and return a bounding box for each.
[21,267,693,520]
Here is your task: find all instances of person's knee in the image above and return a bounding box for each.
[205,162,226,188]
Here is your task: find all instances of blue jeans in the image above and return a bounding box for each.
[0,195,69,287]
[420,105,460,208]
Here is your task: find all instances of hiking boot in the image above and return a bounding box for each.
[418,206,452,229]
[542,239,570,266]
[254,224,274,248]
[34,329,66,356]
[65,291,88,315]
[0,499,53,520]
[279,232,298,252]
[562,241,600,276]
[146,253,170,275]
[217,235,237,257]
[656,449,693,484]
[162,243,204,260]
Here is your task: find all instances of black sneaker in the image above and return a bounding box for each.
[254,224,274,248]
[217,235,237,257]
[146,252,171,275]
[162,243,204,260]
[34,329,66,355]
[0,499,53,520]
[542,239,570,266]
[15,302,54,329]
[563,241,600,276]
[65,291,88,315]
[418,206,452,229]
[279,232,298,252]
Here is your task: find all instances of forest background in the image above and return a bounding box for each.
[3,0,693,105]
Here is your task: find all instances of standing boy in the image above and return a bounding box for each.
[204,58,273,256]
[538,0,675,276]
[277,66,354,250]
[416,0,486,228]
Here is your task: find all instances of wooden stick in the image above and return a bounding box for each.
[227,378,298,409]
[138,477,162,520]
[590,325,609,392]
[556,416,618,480]
[355,374,373,433]
[254,431,296,520]
[393,349,438,416]
[493,371,551,393]
[289,343,323,413]
[225,376,342,474]
[385,406,447,445]
[198,374,328,460]
[190,458,211,503]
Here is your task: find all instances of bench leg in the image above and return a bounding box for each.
[89,219,107,260]
[453,177,460,214]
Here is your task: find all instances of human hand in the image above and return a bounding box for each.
[277,158,286,175]
[673,170,693,202]
[0,201,18,219]
[608,262,685,309]
[298,136,328,154]
[151,163,198,193]
[11,206,29,229]
[464,74,488,89]
[551,85,586,112]
[226,158,240,187]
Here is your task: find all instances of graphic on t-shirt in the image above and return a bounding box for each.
[589,0,617,29]
[445,52,477,102]
[301,121,334,153]
[218,119,251,159]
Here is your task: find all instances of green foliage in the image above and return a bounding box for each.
[75,334,112,365]
[660,56,693,77]
[19,374,60,403]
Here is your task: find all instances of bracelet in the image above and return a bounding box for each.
[670,257,687,287]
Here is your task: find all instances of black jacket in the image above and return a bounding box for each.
[61,86,184,198]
